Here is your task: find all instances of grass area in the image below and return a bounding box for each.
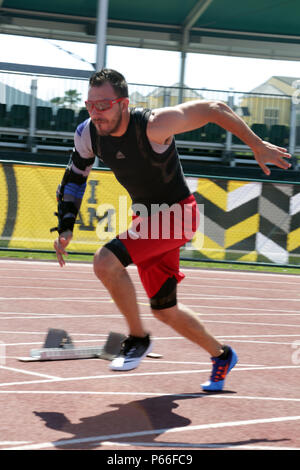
[181,259,300,274]
[0,249,299,275]
[0,250,91,263]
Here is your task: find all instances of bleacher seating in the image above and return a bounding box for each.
[7,104,30,128]
[201,123,226,143]
[176,128,202,142]
[0,104,7,126]
[76,108,89,126]
[176,124,226,144]
[24,106,86,131]
[0,104,298,171]
[177,122,290,148]
[54,108,75,131]
[296,126,300,147]
[269,124,289,147]
[232,134,244,144]
[36,106,53,130]
[251,123,269,141]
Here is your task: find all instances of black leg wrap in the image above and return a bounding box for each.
[150,276,177,310]
[104,238,133,267]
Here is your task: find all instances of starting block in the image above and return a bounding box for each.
[18,328,162,362]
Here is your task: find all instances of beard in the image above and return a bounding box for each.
[93,108,123,136]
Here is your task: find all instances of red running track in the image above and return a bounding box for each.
[0,259,299,451]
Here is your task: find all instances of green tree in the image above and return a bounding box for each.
[50,90,82,109]
[64,89,82,107]
[50,96,64,106]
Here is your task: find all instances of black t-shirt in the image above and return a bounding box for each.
[89,108,190,210]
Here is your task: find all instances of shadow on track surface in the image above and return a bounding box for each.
[33,393,289,450]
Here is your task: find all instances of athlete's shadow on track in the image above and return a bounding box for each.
[34,393,289,450]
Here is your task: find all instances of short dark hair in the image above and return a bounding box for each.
[89,68,128,98]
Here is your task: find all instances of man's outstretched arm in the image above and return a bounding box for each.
[147,100,291,175]
[52,120,96,266]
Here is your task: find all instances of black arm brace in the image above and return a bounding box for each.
[50,151,95,234]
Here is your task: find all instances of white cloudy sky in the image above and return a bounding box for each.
[0,33,299,93]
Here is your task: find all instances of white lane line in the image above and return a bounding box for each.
[0,364,299,388]
[144,361,261,366]
[142,360,262,366]
[0,391,193,396]
[0,331,107,336]
[100,441,300,450]
[3,313,299,325]
[1,288,300,302]
[0,260,93,268]
[196,312,300,316]
[0,266,92,274]
[182,283,300,293]
[218,339,295,345]
[179,268,300,279]
[0,276,100,283]
[0,391,300,403]
[0,365,60,380]
[182,305,300,314]
[0,441,31,446]
[154,294,300,303]
[0,330,298,339]
[0,285,106,292]
[0,368,218,388]
[218,334,300,338]
[176,294,300,302]
[3,280,299,297]
[1,294,297,305]
[203,319,300,328]
[1,339,105,346]
[1,337,297,348]
[0,262,298,284]
[1,294,299,305]
[0,272,298,289]
[2,313,299,322]
[2,277,300,294]
[4,415,300,450]
[204,312,300,318]
[2,332,300,342]
[0,312,65,317]
[182,276,300,285]
[0,314,123,320]
[1,309,300,317]
[2,259,300,277]
[0,298,111,302]
[1,310,300,317]
[1,342,47,346]
[1,308,300,327]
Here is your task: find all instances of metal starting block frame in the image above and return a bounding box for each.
[18,328,162,362]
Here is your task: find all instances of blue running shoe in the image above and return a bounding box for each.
[201,346,238,392]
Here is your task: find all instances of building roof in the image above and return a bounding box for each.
[272,76,300,87]
[250,81,288,95]
[249,75,300,96]
[129,91,146,101]
[149,83,203,98]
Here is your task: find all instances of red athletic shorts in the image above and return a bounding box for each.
[118,194,199,298]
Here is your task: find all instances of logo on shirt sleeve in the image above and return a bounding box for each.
[76,119,89,137]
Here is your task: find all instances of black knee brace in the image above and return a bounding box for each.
[150,276,177,310]
[104,238,133,267]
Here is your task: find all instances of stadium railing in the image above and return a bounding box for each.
[0,66,299,170]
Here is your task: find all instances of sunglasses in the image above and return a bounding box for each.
[85,97,124,112]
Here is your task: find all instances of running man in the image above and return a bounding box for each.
[53,69,291,391]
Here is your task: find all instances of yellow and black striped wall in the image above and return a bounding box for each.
[0,162,299,266]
